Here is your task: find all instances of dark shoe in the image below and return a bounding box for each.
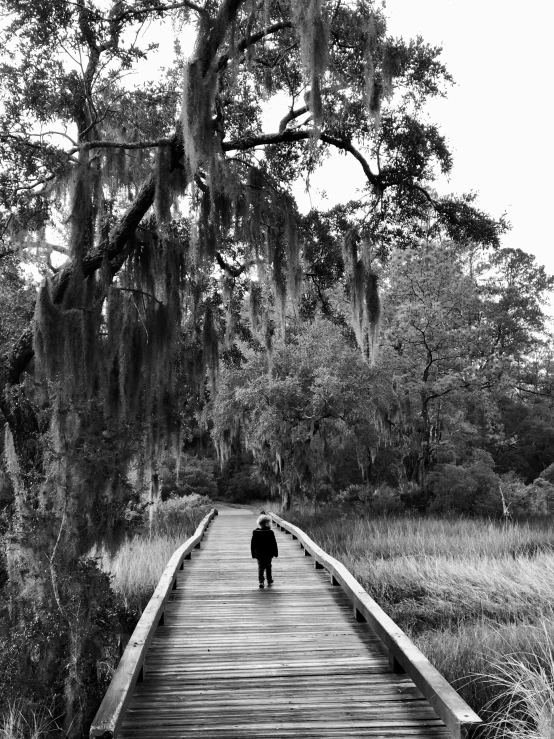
[267,579,274,585]
[259,582,264,588]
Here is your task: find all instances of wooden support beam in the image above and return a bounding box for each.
[389,653,404,673]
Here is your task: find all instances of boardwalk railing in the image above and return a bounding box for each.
[90,508,218,739]
[270,512,483,739]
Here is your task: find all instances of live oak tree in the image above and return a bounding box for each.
[0,0,503,731]
[222,244,554,509]
[212,318,390,509]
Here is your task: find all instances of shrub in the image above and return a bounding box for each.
[500,472,554,518]
[528,478,554,516]
[428,450,502,516]
[221,468,271,503]
[539,462,554,485]
[160,455,218,500]
[337,484,403,514]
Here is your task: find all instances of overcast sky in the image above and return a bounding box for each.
[296,0,554,276]
[146,1,553,276]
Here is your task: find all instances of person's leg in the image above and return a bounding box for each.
[257,559,265,587]
[266,560,273,584]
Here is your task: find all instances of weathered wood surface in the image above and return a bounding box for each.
[90,508,218,739]
[111,508,461,738]
[270,513,482,739]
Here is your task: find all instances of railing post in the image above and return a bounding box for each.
[268,511,482,739]
[389,653,404,673]
[90,508,217,739]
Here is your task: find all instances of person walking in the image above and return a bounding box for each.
[251,514,278,588]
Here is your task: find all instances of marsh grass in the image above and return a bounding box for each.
[285,509,554,631]
[92,499,210,611]
[417,617,554,724]
[283,506,554,737]
[0,702,57,739]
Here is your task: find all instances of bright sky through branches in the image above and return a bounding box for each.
[130,0,553,279]
[287,0,553,278]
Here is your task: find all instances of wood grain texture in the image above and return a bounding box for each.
[89,509,217,738]
[269,513,482,739]
[104,508,459,739]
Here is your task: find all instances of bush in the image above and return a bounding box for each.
[160,455,218,500]
[220,468,271,503]
[539,462,554,485]
[337,484,403,514]
[500,472,554,518]
[428,450,502,516]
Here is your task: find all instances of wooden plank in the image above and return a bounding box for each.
[89,508,218,739]
[269,512,482,739]
[102,508,473,739]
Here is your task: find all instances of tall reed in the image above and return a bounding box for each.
[93,499,210,611]
[282,507,554,737]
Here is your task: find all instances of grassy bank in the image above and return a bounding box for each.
[93,497,211,611]
[283,507,554,736]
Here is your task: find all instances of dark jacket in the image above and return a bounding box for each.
[251,527,278,560]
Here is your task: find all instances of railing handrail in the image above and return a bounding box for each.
[269,512,482,739]
[90,508,218,739]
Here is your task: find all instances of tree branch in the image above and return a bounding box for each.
[279,105,309,133]
[62,138,173,156]
[112,1,208,24]
[5,171,159,385]
[223,129,381,187]
[116,287,163,305]
[215,252,248,277]
[217,21,293,72]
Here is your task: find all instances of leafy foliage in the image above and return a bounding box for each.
[0,0,540,732]
[213,318,390,507]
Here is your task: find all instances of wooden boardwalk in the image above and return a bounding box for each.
[118,508,452,738]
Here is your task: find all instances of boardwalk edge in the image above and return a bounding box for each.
[89,507,218,739]
[269,512,483,739]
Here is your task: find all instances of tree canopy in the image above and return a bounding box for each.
[0,0,519,734]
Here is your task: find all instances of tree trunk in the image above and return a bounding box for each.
[4,399,127,737]
[149,468,160,527]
